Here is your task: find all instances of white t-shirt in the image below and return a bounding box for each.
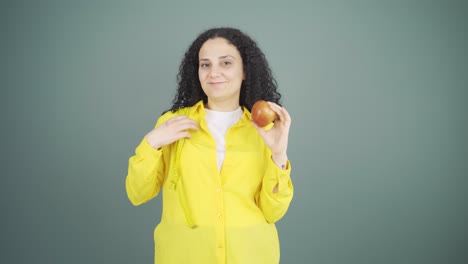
[204,107,243,172]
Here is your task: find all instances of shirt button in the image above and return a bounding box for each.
[217,244,224,248]
[217,213,223,219]
[216,188,221,193]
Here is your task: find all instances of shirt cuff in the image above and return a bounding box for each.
[136,137,163,159]
[263,159,292,196]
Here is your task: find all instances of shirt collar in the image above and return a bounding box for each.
[190,100,252,124]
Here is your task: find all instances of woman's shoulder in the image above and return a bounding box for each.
[154,103,200,127]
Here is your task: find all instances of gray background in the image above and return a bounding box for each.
[1,0,467,263]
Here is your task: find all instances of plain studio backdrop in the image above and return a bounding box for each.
[1,0,467,263]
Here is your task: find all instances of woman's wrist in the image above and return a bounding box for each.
[271,152,288,169]
[145,135,162,150]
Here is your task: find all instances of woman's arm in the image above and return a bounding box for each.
[125,137,167,206]
[126,109,199,205]
[253,103,294,222]
[257,151,294,223]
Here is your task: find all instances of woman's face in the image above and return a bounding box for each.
[198,37,244,110]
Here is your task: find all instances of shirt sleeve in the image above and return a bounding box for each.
[258,152,294,223]
[125,137,167,206]
[125,111,176,206]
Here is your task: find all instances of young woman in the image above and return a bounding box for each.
[126,27,294,264]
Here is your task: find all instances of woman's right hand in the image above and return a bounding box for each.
[145,115,199,150]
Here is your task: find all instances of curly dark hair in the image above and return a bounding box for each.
[167,27,282,113]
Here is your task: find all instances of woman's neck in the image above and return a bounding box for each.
[205,100,240,112]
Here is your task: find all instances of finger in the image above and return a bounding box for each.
[269,103,291,127]
[279,107,291,126]
[172,115,196,123]
[171,131,192,142]
[178,131,192,139]
[170,117,198,128]
[267,102,285,123]
[167,115,197,126]
[168,115,187,123]
[176,119,199,128]
[267,101,280,108]
[174,121,199,132]
[180,118,199,128]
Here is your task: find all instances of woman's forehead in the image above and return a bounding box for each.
[199,38,240,58]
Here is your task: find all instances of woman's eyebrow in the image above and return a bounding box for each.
[199,55,236,62]
[219,55,236,60]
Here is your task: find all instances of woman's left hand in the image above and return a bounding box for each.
[252,102,292,157]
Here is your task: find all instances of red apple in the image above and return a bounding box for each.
[251,100,278,127]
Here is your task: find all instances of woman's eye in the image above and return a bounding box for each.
[200,63,210,68]
[223,61,232,66]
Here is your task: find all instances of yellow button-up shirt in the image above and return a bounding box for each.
[126,101,294,264]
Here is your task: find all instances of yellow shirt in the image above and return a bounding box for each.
[126,101,294,264]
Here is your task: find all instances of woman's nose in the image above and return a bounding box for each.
[209,67,221,77]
